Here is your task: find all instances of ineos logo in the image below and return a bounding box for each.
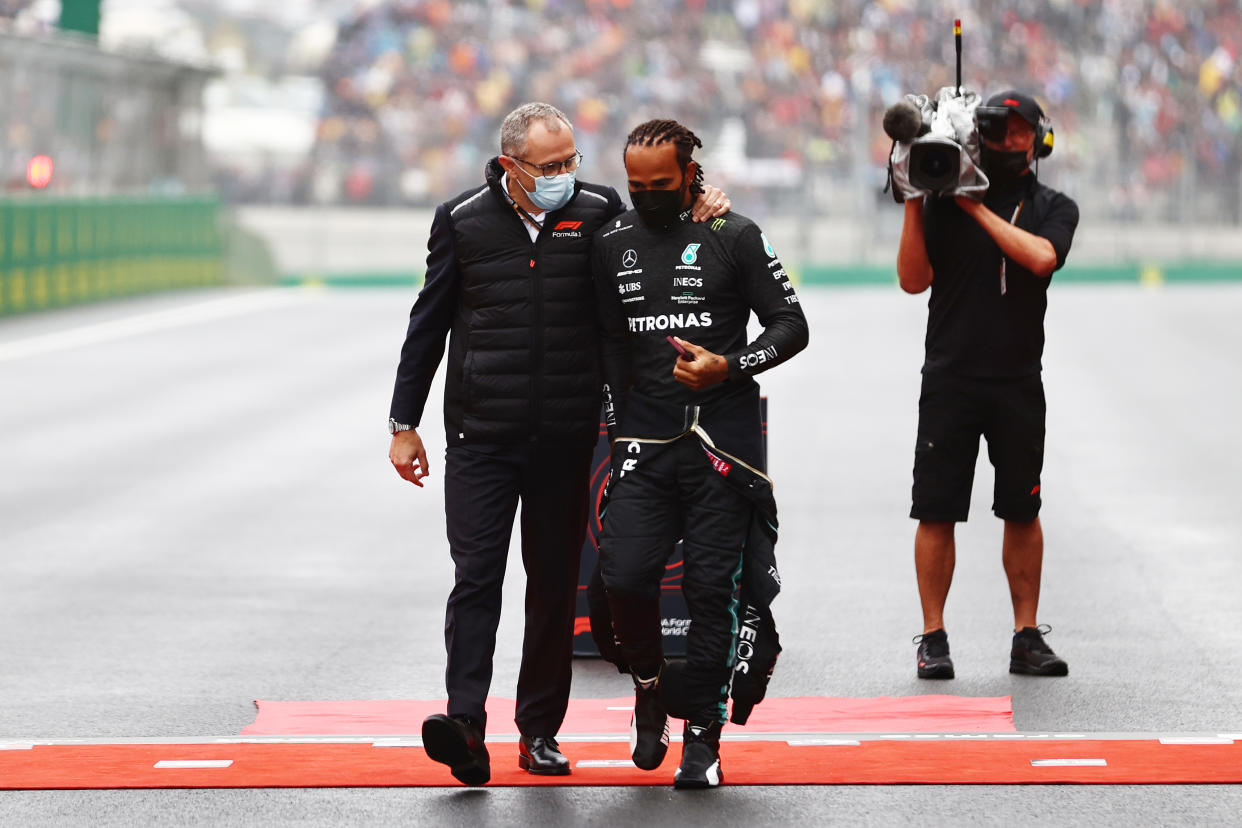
[621,249,638,268]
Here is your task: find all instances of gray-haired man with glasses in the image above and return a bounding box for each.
[387,102,731,785]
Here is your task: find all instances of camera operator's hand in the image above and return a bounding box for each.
[670,337,729,390]
[953,196,1058,277]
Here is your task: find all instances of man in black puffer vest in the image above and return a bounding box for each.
[387,103,730,786]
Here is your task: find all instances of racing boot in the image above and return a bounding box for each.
[629,666,670,770]
[674,721,723,789]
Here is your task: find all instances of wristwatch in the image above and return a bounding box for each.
[388,417,414,435]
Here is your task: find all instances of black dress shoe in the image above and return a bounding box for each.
[518,735,571,775]
[422,713,490,785]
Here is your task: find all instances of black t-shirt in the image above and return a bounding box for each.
[922,174,1079,378]
[592,208,808,410]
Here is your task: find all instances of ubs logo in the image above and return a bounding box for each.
[621,249,638,268]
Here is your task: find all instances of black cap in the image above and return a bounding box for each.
[985,90,1045,126]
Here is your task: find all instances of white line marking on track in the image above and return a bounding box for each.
[154,760,234,769]
[786,739,861,746]
[7,731,1240,747]
[0,290,307,363]
[372,739,422,748]
[576,759,637,768]
[1031,758,1107,767]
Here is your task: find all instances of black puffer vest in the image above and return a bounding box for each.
[442,158,623,444]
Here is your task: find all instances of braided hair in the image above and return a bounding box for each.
[624,119,705,197]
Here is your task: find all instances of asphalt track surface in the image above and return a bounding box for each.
[2,284,1241,825]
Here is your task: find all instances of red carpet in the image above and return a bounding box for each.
[6,697,1234,789]
[242,695,1016,736]
[2,737,1240,789]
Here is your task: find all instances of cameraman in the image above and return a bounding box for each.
[896,91,1079,680]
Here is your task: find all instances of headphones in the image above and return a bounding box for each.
[976,104,1054,158]
[1034,116,1054,159]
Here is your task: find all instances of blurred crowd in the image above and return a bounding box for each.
[302,0,1242,222]
[4,0,1242,222]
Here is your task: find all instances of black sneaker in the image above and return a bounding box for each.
[913,629,955,679]
[630,671,669,770]
[674,721,723,789]
[422,713,490,786]
[1010,624,1069,676]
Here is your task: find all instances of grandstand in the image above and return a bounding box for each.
[3,0,1242,302]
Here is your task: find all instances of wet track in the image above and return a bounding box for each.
[2,284,1241,824]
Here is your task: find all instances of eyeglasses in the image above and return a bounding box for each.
[510,150,583,178]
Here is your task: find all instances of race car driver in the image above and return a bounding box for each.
[591,118,809,789]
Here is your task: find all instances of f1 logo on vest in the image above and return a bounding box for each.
[554,220,582,230]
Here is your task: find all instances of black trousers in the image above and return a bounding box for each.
[442,438,593,736]
[599,434,751,726]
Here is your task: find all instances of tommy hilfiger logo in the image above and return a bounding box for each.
[703,447,732,477]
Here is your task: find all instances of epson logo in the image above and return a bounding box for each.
[672,277,702,287]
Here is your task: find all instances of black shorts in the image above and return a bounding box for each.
[910,372,1045,523]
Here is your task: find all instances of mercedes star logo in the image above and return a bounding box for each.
[621,249,638,268]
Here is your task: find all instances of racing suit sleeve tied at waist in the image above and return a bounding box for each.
[700,439,781,725]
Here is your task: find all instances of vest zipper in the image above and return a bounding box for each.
[529,233,544,440]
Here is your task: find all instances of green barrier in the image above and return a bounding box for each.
[795,262,1242,286]
[0,196,223,316]
[277,260,1242,291]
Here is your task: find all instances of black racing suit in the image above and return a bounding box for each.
[592,206,808,726]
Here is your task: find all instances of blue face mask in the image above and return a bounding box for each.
[514,166,576,211]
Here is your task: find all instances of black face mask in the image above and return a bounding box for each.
[631,187,686,228]
[980,146,1031,190]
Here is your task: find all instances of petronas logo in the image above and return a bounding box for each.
[681,243,701,265]
[761,233,776,258]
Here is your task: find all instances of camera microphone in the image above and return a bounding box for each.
[883,100,926,143]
